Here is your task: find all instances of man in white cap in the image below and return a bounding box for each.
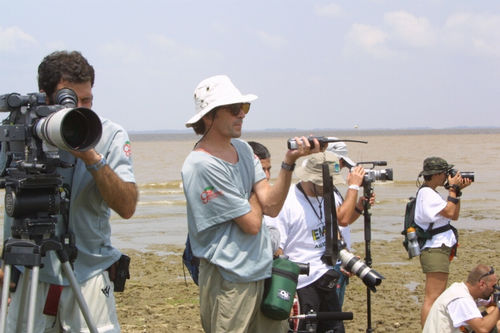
[181,75,321,332]
[327,138,356,169]
[326,138,375,309]
[266,151,367,333]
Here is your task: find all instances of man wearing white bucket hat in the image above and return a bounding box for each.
[182,75,322,332]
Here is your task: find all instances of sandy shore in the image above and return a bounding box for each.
[115,229,499,332]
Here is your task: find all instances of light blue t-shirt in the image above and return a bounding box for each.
[181,139,272,283]
[3,117,136,285]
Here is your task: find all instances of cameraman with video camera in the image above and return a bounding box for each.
[416,157,472,327]
[1,50,138,332]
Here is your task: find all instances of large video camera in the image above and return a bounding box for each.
[0,88,102,239]
[355,161,393,186]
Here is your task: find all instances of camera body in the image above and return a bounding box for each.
[363,168,393,185]
[353,161,393,186]
[448,168,475,182]
[0,89,102,163]
[0,89,102,239]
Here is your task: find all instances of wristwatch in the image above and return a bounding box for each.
[281,161,295,171]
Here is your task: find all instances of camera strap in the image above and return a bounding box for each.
[322,162,339,266]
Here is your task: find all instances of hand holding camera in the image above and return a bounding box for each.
[347,166,364,187]
[447,170,473,190]
[284,136,323,165]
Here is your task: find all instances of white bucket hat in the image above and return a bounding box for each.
[295,151,345,186]
[185,75,258,127]
[326,138,356,168]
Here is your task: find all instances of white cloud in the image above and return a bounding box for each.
[257,31,287,49]
[98,41,143,64]
[345,23,392,57]
[443,12,500,57]
[146,33,214,60]
[147,34,177,49]
[0,26,37,51]
[384,11,436,47]
[314,3,342,18]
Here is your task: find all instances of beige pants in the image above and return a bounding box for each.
[6,270,119,333]
[199,259,288,333]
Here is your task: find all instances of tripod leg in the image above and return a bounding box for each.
[24,267,40,333]
[15,268,31,333]
[0,264,12,333]
[60,262,98,333]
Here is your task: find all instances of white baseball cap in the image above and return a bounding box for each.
[185,75,258,127]
[326,138,356,168]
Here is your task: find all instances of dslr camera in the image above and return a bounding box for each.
[448,168,475,182]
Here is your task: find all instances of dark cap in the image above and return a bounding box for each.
[419,157,453,177]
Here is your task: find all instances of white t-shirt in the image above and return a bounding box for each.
[447,295,482,328]
[266,185,332,289]
[333,190,352,251]
[414,187,456,249]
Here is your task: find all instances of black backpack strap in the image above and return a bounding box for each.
[428,223,452,236]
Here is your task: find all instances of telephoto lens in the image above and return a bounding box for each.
[339,249,384,292]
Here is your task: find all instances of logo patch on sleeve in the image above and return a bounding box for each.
[200,186,223,204]
[123,141,132,157]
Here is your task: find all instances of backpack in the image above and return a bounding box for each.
[401,194,423,255]
[401,185,457,258]
[182,235,200,285]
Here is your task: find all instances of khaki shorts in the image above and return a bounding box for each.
[420,245,452,274]
[198,259,288,333]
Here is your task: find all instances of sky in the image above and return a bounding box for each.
[1,0,499,132]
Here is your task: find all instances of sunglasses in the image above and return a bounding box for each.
[225,103,250,116]
[479,266,494,281]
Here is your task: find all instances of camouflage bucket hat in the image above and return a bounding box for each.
[419,157,453,177]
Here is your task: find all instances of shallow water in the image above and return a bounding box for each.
[2,129,500,252]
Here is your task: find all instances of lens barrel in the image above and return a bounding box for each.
[339,249,384,292]
[34,107,102,151]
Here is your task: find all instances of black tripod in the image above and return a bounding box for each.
[361,180,375,333]
[0,174,97,333]
[289,310,354,333]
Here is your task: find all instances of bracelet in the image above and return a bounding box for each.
[355,206,363,214]
[281,161,295,172]
[447,195,460,204]
[348,184,360,191]
[86,154,107,172]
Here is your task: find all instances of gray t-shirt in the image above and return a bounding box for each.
[3,117,136,285]
[181,139,272,282]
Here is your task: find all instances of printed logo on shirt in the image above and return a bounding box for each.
[123,141,132,157]
[101,285,111,297]
[201,186,223,204]
[312,225,326,248]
